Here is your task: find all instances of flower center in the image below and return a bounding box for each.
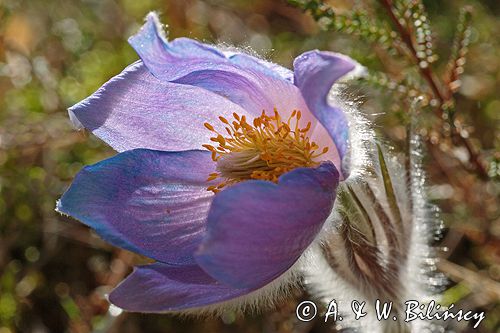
[203,109,329,193]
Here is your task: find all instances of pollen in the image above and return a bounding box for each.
[203,109,329,193]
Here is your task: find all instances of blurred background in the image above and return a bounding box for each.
[0,0,498,332]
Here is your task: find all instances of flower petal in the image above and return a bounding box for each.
[128,13,228,81]
[227,52,294,82]
[57,149,215,265]
[173,68,309,117]
[129,14,305,118]
[195,162,339,289]
[129,12,293,84]
[293,50,356,161]
[69,61,251,152]
[109,263,250,312]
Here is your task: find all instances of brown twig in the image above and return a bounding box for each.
[377,0,489,180]
[377,0,444,103]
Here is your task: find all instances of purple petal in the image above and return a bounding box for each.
[69,61,251,152]
[129,13,230,81]
[227,52,294,82]
[109,263,250,312]
[293,50,356,162]
[57,149,215,265]
[130,13,293,85]
[173,68,310,117]
[195,162,339,289]
[129,14,306,118]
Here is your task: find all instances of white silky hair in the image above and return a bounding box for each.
[302,88,446,332]
[151,263,302,317]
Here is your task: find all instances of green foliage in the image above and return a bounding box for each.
[289,0,399,51]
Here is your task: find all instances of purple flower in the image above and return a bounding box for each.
[57,13,356,313]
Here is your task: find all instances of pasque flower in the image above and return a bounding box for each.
[57,13,356,312]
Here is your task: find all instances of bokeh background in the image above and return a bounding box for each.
[0,0,498,332]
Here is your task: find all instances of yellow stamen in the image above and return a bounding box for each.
[204,122,215,131]
[203,109,329,193]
